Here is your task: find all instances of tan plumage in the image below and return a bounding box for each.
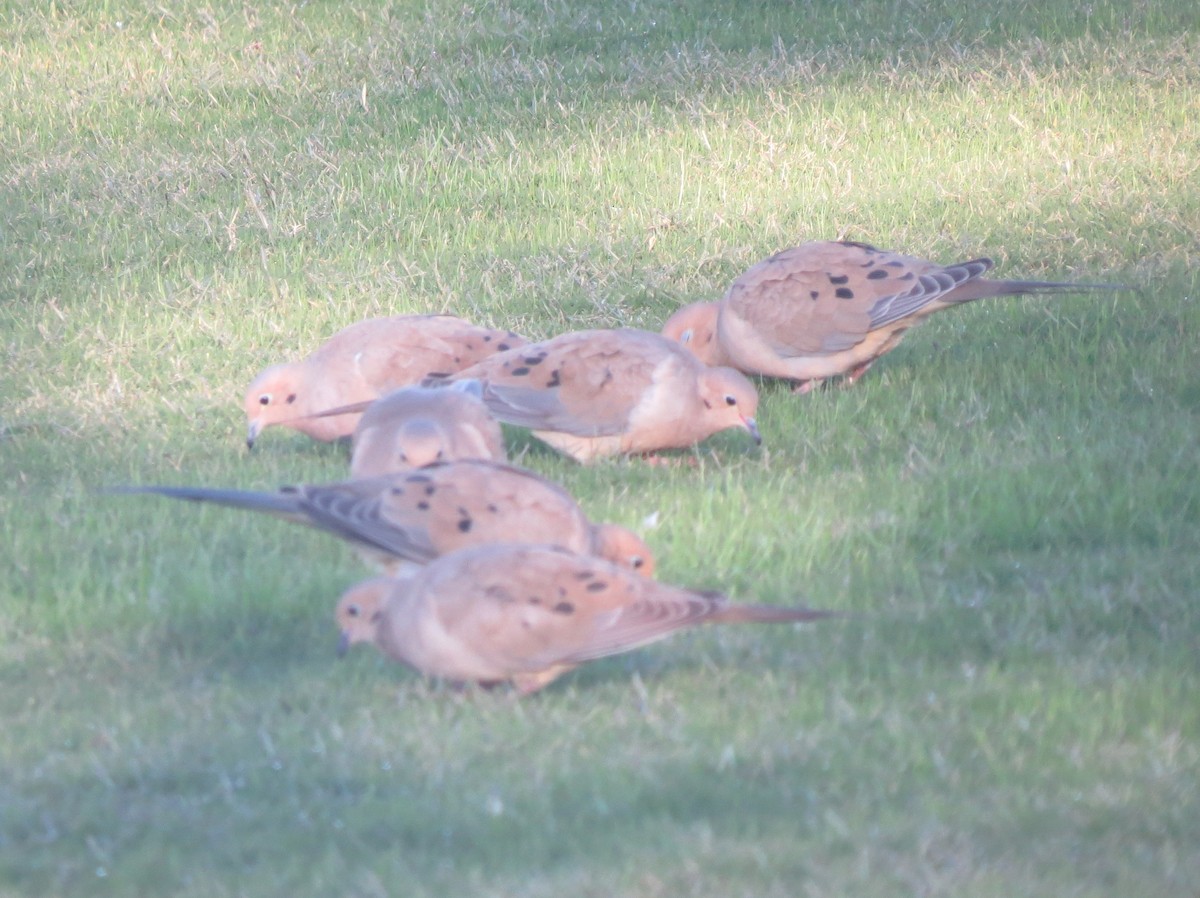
[244,314,525,447]
[114,460,654,575]
[663,240,1120,391]
[434,327,760,463]
[336,543,836,694]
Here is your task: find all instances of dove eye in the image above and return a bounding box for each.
[631,556,645,569]
[725,395,737,406]
[346,603,360,618]
[259,394,271,406]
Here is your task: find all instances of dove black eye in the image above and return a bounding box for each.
[346,604,360,617]
[632,557,644,569]
[725,395,737,405]
[259,395,271,405]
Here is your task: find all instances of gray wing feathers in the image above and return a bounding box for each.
[867,258,992,330]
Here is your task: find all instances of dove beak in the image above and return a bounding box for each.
[246,420,262,451]
[743,416,762,445]
[337,630,351,658]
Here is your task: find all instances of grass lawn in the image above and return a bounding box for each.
[2,0,1198,894]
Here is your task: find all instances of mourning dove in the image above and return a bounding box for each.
[244,314,525,447]
[114,460,654,575]
[662,240,1122,391]
[335,543,836,694]
[430,328,760,463]
[299,380,506,476]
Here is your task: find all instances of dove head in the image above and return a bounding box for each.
[662,302,724,366]
[244,362,357,446]
[351,418,447,477]
[699,366,761,445]
[335,577,392,656]
[591,524,657,577]
[244,363,306,448]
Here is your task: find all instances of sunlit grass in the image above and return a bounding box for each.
[2,0,1198,894]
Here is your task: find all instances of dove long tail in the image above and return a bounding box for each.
[107,485,306,518]
[948,278,1128,303]
[708,603,842,625]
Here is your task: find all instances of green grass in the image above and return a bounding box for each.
[2,0,1199,894]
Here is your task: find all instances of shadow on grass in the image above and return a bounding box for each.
[2,699,839,894]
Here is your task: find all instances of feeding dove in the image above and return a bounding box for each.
[244,314,525,447]
[430,327,760,463]
[662,240,1122,391]
[113,460,654,575]
[300,380,506,476]
[335,543,837,694]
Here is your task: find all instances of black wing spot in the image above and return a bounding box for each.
[836,287,855,300]
[510,366,530,376]
[828,274,849,285]
[585,581,607,593]
[553,601,575,615]
[867,269,888,279]
[810,290,820,301]
[416,500,430,510]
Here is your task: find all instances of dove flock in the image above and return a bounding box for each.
[120,240,1119,694]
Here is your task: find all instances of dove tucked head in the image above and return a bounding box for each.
[662,302,725,366]
[355,417,447,474]
[591,524,656,577]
